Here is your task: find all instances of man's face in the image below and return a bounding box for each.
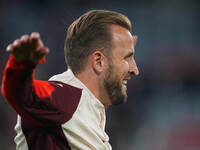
[103,25,139,105]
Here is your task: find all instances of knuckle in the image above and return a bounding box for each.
[21,35,29,40]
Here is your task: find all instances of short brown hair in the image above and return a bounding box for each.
[64,9,132,74]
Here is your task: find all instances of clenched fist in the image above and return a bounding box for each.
[7,32,49,63]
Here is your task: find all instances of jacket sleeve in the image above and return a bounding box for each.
[1,55,82,127]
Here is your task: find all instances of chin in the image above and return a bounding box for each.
[111,93,127,105]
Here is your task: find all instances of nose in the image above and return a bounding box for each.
[129,58,139,76]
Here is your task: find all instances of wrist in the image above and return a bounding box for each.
[7,54,46,69]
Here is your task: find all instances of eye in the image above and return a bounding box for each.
[124,55,133,62]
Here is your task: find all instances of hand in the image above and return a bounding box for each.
[7,32,49,63]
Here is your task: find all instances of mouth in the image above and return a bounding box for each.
[123,75,131,85]
[122,76,131,90]
[122,80,128,91]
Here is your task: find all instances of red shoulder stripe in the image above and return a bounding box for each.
[33,80,54,98]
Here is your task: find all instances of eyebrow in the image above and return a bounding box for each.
[124,52,134,59]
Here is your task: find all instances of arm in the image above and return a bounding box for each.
[1,33,81,126]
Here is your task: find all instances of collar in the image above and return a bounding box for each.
[51,69,105,110]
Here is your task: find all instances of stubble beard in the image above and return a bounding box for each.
[103,62,127,105]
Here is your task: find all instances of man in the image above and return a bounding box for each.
[1,10,139,150]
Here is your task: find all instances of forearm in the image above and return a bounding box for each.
[1,55,47,126]
[1,33,68,126]
[2,55,35,105]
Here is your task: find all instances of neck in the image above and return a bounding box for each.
[75,70,110,106]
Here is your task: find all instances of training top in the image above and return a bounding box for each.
[1,55,112,150]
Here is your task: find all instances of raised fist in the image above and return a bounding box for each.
[7,32,49,63]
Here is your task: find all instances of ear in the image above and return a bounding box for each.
[133,35,138,46]
[91,51,106,74]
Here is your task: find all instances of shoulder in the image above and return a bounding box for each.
[49,70,73,83]
[49,81,83,121]
[50,80,82,98]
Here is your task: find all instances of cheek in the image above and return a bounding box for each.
[116,61,129,78]
[123,60,130,71]
[113,60,129,77]
[124,61,129,67]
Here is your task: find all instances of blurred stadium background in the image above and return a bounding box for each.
[0,0,200,149]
